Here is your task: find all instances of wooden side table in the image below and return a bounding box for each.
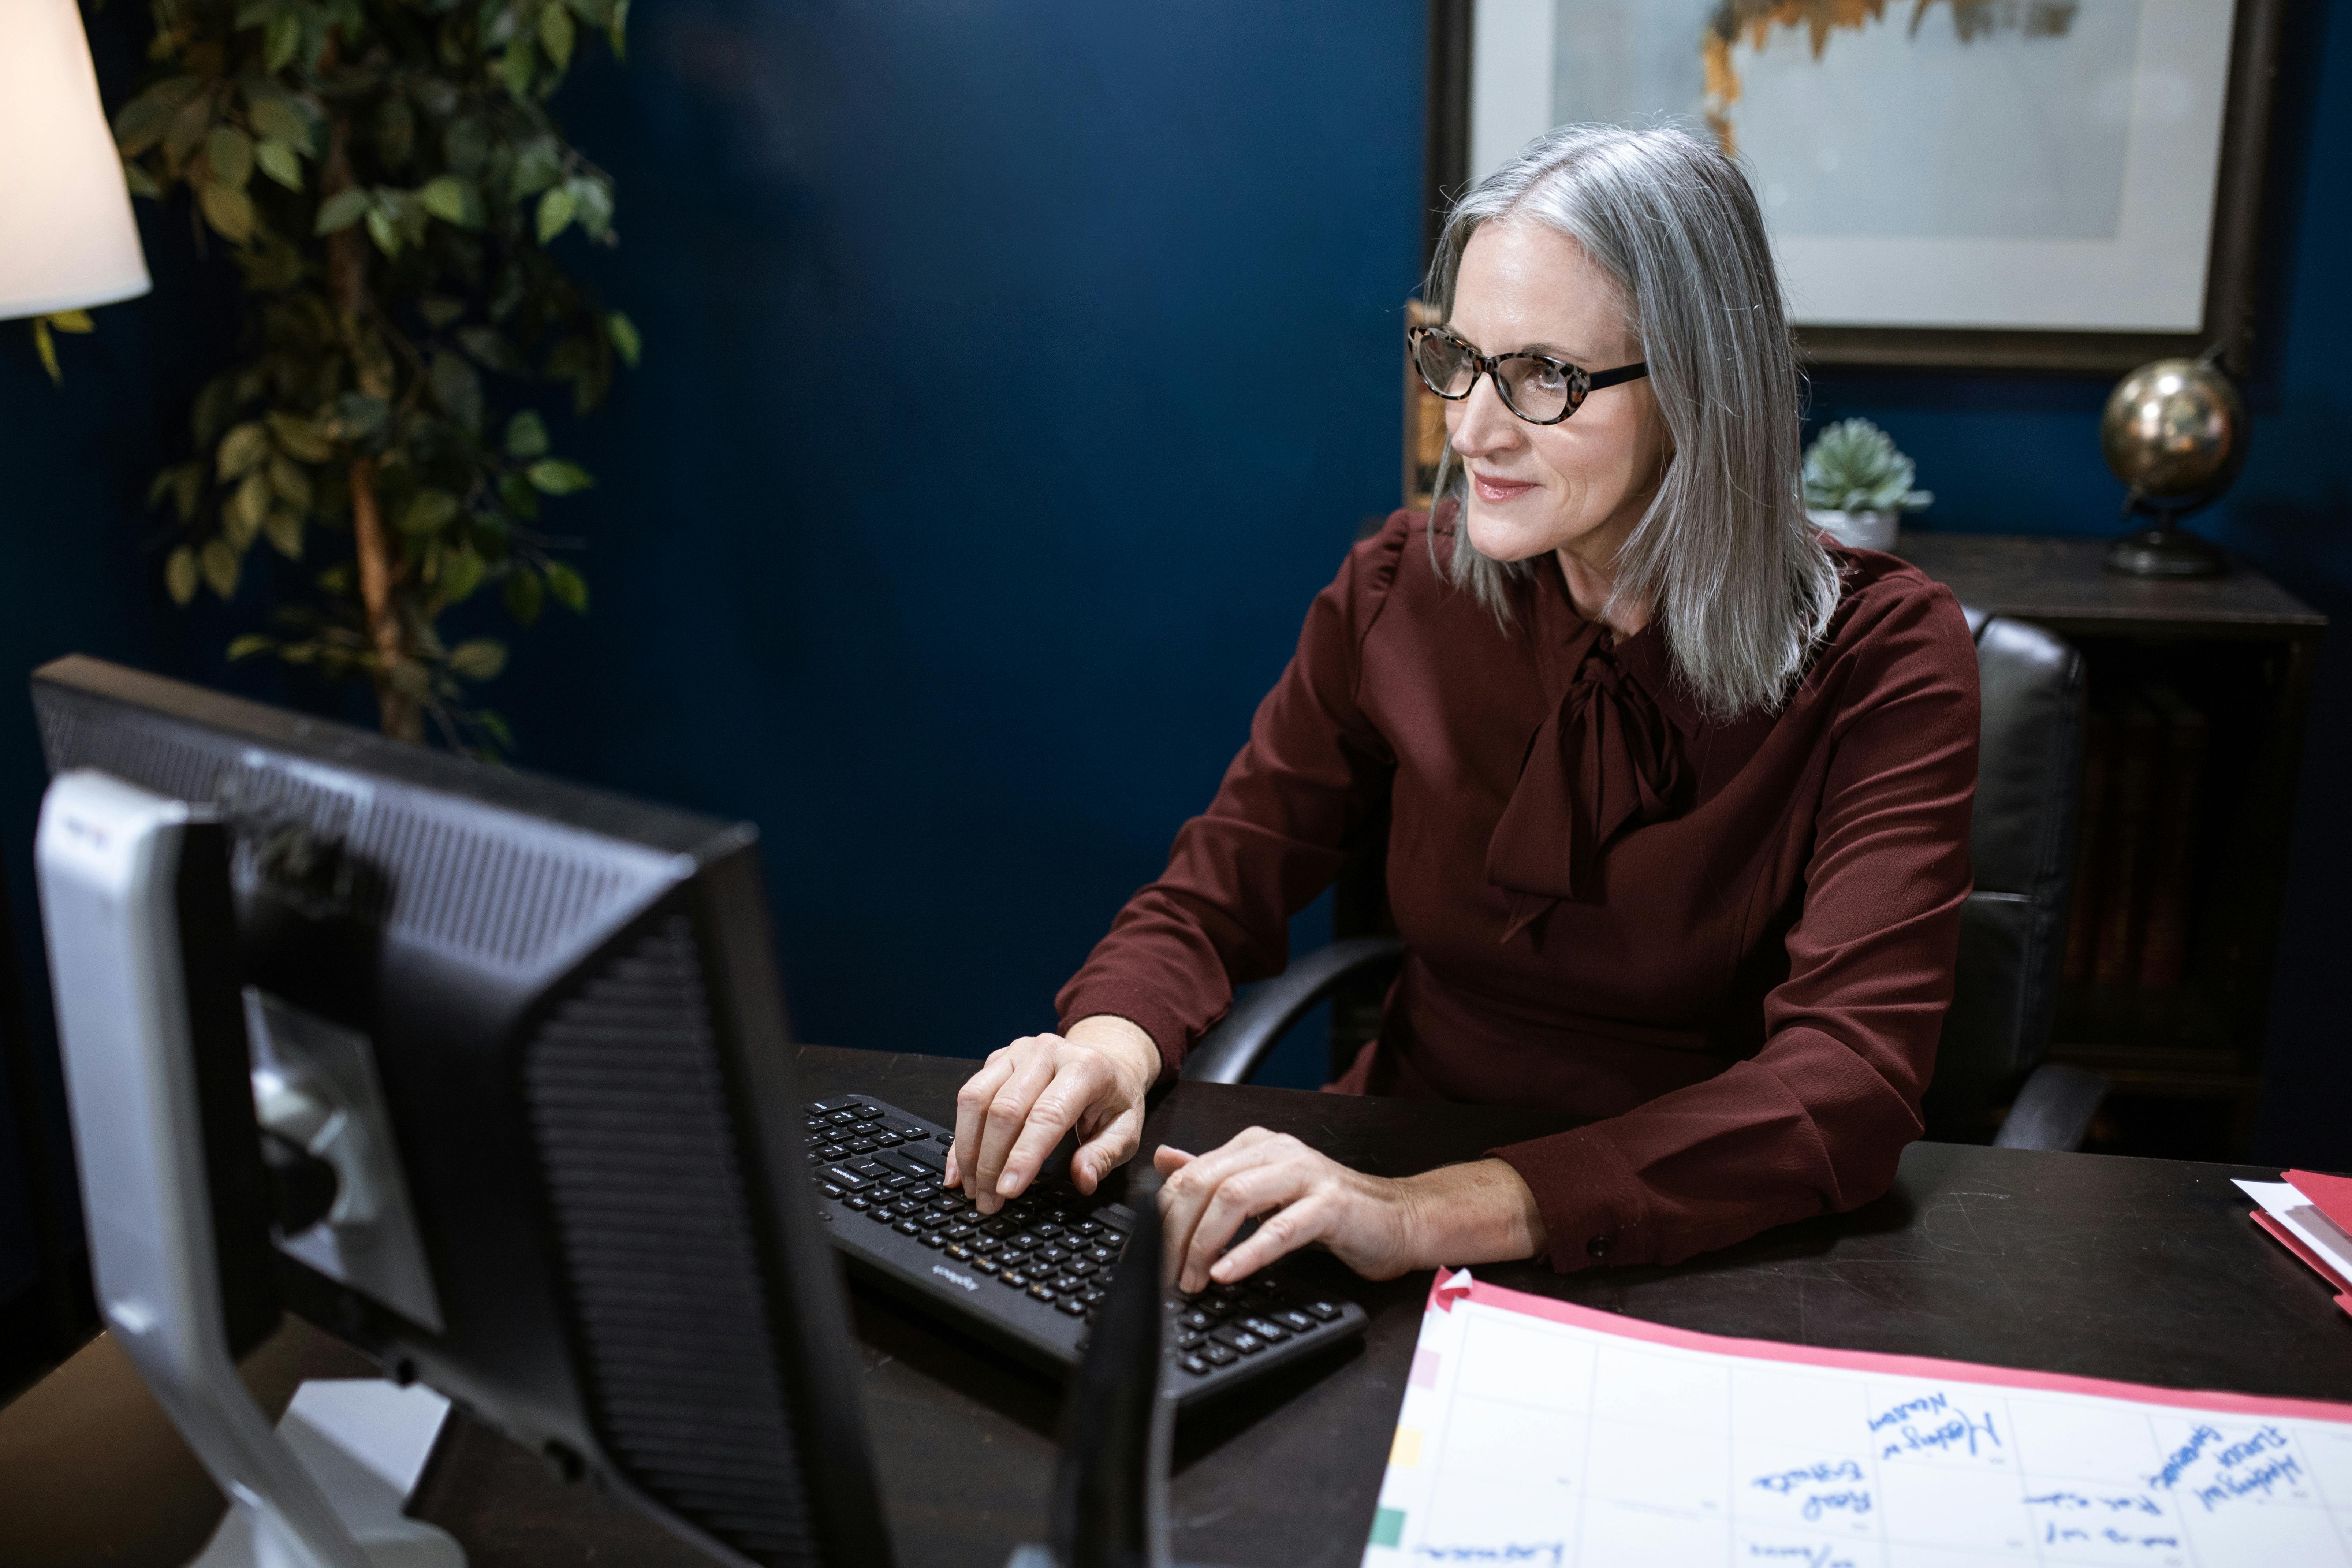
[1898,532,2326,1157]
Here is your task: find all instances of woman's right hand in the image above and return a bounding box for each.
[943,1014,1160,1215]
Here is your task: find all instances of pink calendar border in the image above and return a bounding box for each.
[1429,1268,2352,1427]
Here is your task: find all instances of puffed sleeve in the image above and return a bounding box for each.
[1054,515,1409,1082]
[1490,578,1980,1271]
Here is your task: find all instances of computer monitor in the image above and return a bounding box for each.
[32,655,893,1567]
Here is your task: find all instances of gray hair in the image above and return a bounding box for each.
[1425,122,1839,722]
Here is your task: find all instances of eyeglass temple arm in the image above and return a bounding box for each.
[1585,361,1648,390]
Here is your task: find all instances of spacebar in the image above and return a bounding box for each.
[876,1146,944,1179]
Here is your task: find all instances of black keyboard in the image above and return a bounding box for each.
[804,1094,1368,1406]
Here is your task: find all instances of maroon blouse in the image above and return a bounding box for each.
[1056,508,1979,1273]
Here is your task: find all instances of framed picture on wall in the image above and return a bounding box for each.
[1421,0,2285,373]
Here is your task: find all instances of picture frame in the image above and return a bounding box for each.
[1421,0,2285,375]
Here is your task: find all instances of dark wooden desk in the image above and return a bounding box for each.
[7,1045,2349,1568]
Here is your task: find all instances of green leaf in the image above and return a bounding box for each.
[267,411,334,462]
[254,138,302,191]
[200,539,241,599]
[314,187,369,234]
[264,508,305,559]
[399,489,463,535]
[217,421,270,479]
[535,186,575,245]
[199,182,254,244]
[327,394,388,444]
[264,9,302,72]
[503,569,543,626]
[206,126,253,189]
[543,559,588,613]
[444,116,490,177]
[248,97,313,153]
[365,201,401,256]
[267,455,312,511]
[497,470,541,520]
[610,0,630,55]
[165,93,212,165]
[226,634,275,661]
[448,638,509,682]
[508,137,564,200]
[225,471,271,548]
[114,82,186,156]
[165,546,199,605]
[539,3,575,71]
[607,310,641,368]
[567,175,613,240]
[500,38,537,98]
[458,325,519,372]
[122,160,161,198]
[504,409,549,459]
[430,350,484,434]
[419,174,484,230]
[526,458,593,494]
[440,548,486,603]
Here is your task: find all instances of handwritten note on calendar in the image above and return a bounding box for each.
[1364,1270,2352,1568]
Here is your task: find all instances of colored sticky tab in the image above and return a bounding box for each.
[1390,1427,1423,1468]
[1369,1507,1406,1549]
[1434,1267,1475,1311]
[2287,1170,2352,1236]
[1408,1348,1440,1389]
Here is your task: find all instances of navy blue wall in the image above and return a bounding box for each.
[0,1,2346,1316]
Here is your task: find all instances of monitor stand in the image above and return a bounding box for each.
[37,769,465,1568]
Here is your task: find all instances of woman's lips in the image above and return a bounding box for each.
[1472,471,1539,503]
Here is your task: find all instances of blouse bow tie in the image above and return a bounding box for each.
[1484,631,1688,944]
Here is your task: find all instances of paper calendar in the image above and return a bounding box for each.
[1364,1269,2352,1568]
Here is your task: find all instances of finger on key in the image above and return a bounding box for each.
[1070,1100,1144,1194]
[972,1049,1058,1214]
[1157,1132,1274,1290]
[950,1050,1018,1199]
[1183,1162,1292,1294]
[1212,1191,1330,1284]
[995,1057,1102,1200]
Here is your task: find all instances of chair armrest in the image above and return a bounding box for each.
[1992,1062,2109,1152]
[1179,939,1406,1086]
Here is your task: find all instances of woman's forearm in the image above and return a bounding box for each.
[1396,1158,1549,1271]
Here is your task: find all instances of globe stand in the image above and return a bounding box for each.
[2106,493,2226,580]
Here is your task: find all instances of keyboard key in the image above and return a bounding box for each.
[1180,1309,1215,1332]
[1000,1270,1029,1290]
[1033,1222,1063,1239]
[843,1196,871,1211]
[873,1149,935,1181]
[1201,1343,1238,1367]
[824,1165,874,1189]
[819,1182,845,1199]
[852,1104,885,1120]
[1086,1245,1118,1265]
[862,1205,894,1222]
[945,1243,974,1262]
[828,1110,861,1127]
[819,1144,848,1160]
[1274,1310,1315,1333]
[920,1232,946,1249]
[1210,1326,1265,1355]
[1304,1301,1341,1322]
[845,1139,877,1155]
[1028,1284,1056,1304]
[1240,1317,1290,1343]
[1010,1233,1040,1251]
[1051,1274,1081,1294]
[1177,1331,1204,1351]
[893,1219,922,1237]
[1039,1246,1070,1266]
[808,1099,858,1114]
[1180,1354,1212,1377]
[1066,1258,1095,1277]
[1058,1297,1089,1318]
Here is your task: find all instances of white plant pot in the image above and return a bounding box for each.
[1810,509,1901,552]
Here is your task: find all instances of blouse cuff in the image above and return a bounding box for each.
[1489,1126,1652,1274]
[1055,982,1193,1086]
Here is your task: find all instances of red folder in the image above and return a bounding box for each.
[2256,1171,2352,1320]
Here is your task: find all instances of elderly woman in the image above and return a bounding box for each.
[944,123,1978,1293]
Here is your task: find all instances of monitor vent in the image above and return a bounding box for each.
[523,916,818,1568]
[41,707,221,805]
[351,805,631,968]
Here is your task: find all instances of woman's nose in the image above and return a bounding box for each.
[1448,375,1521,461]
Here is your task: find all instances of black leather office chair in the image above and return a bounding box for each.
[1182,607,2107,1153]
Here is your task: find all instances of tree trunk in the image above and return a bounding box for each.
[321,117,420,742]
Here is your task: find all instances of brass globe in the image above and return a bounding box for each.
[2099,357,2245,502]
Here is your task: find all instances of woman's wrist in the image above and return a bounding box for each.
[1394,1157,1548,1271]
[1063,1013,1161,1103]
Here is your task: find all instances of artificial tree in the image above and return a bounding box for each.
[113,0,637,748]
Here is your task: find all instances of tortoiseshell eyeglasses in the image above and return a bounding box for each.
[1408,325,1648,426]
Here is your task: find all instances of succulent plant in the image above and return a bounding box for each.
[1803,418,1933,514]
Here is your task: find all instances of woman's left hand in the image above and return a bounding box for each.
[1152,1130,1549,1294]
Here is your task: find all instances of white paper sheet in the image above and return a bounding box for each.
[1365,1271,2352,1568]
[2236,1180,2352,1287]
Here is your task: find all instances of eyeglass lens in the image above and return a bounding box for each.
[1412,333,1580,423]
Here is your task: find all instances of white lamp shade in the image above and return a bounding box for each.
[0,0,151,320]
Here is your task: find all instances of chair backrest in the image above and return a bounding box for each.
[1927,609,2086,1136]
